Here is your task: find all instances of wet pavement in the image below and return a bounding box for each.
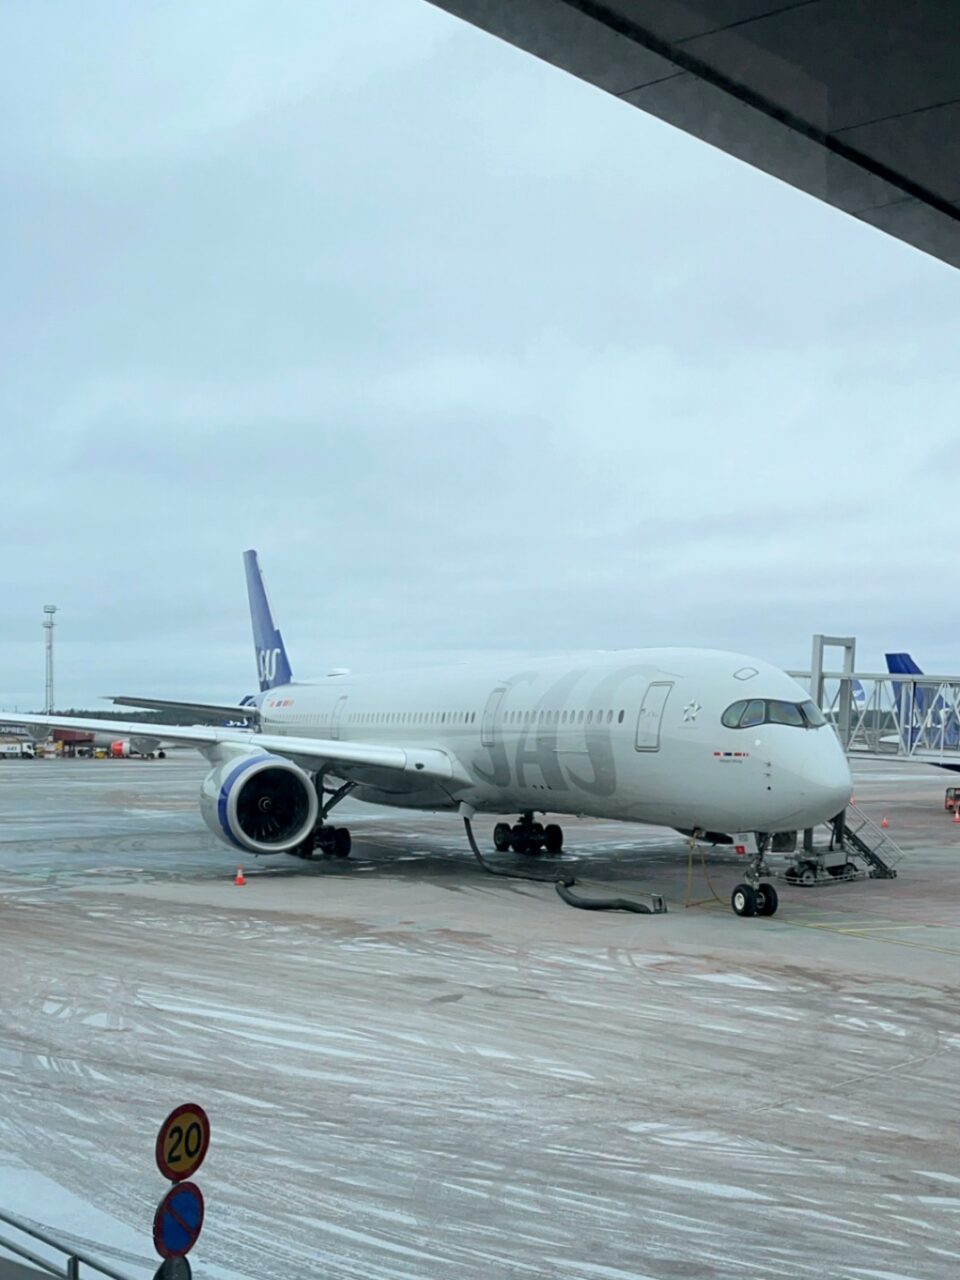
[0,755,958,1279]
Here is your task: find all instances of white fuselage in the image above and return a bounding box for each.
[256,648,852,834]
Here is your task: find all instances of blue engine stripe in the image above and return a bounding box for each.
[217,754,270,849]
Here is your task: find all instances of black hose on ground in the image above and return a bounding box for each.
[554,876,655,913]
[462,817,665,914]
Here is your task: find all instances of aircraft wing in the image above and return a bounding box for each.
[0,712,466,786]
[106,695,259,724]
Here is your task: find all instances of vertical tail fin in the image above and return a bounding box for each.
[885,652,923,676]
[243,550,293,691]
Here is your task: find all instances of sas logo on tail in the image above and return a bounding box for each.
[258,647,281,684]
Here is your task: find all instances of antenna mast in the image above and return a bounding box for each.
[42,605,57,713]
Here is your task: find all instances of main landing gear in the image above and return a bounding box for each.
[730,837,779,918]
[313,825,352,858]
[493,812,564,855]
[290,777,356,860]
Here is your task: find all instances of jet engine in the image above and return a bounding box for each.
[200,753,318,854]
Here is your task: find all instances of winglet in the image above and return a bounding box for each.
[243,550,293,690]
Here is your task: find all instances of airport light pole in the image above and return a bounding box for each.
[43,605,57,714]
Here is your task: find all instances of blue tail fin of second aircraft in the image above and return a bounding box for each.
[243,549,293,691]
[886,652,923,676]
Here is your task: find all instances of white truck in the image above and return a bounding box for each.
[0,740,36,759]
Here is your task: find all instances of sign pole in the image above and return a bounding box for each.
[152,1104,211,1279]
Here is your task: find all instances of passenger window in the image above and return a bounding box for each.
[586,711,593,725]
[618,709,624,723]
[768,700,805,727]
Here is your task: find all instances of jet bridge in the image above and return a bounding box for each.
[790,634,960,770]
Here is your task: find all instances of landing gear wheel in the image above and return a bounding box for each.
[291,834,315,859]
[544,823,564,854]
[731,883,757,917]
[314,827,336,857]
[755,882,779,916]
[493,822,512,852]
[333,827,352,858]
[510,825,532,855]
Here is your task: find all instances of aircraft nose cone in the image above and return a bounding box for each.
[803,741,853,821]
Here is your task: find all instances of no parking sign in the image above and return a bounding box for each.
[153,1103,210,1270]
[153,1182,204,1259]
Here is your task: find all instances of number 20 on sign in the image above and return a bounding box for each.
[156,1104,211,1182]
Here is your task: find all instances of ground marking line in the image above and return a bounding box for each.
[784,919,960,957]
[836,923,949,933]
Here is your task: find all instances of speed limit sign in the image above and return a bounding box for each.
[155,1104,211,1183]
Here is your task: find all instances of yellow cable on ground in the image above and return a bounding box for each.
[684,836,727,909]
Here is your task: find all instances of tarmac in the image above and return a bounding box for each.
[0,754,958,1280]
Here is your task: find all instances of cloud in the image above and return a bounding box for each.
[0,0,956,708]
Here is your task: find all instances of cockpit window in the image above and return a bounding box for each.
[722,698,827,729]
[721,700,747,728]
[740,699,765,728]
[768,700,805,727]
[800,700,827,727]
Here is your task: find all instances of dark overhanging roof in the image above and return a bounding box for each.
[427,0,960,270]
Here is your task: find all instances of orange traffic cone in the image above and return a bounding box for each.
[881,817,889,829]
[953,808,960,825]
[850,795,856,805]
[235,867,246,886]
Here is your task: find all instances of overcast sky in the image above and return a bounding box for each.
[1,0,957,710]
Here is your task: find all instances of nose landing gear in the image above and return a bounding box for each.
[731,838,779,917]
[494,813,564,855]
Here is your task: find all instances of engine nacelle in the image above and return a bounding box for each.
[110,740,131,758]
[200,753,318,854]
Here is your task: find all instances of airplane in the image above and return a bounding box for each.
[0,721,162,759]
[885,652,960,765]
[0,551,852,919]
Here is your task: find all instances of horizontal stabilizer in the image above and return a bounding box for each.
[106,696,259,725]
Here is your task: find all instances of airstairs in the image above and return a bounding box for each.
[779,804,903,887]
[837,806,902,878]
